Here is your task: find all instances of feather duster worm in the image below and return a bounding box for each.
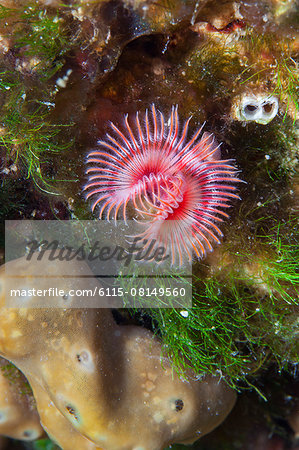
[84,105,240,265]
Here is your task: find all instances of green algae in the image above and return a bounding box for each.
[0,3,75,192]
[0,3,70,79]
[0,75,72,192]
[126,215,298,393]
[33,439,59,450]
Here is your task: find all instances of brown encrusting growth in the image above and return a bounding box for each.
[0,252,236,449]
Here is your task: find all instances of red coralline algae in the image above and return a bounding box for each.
[84,105,240,265]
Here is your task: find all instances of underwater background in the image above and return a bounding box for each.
[0,0,298,449]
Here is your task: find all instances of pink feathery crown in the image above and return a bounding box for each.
[84,104,240,266]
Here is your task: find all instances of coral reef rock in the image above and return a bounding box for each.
[0,252,236,449]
